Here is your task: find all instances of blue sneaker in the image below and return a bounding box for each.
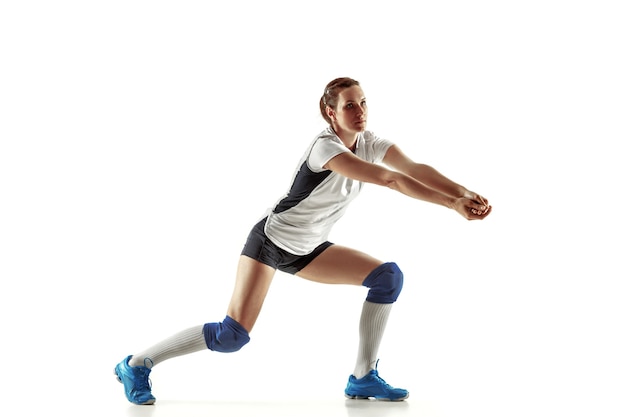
[114,355,156,405]
[345,368,409,401]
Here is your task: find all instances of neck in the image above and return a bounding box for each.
[331,125,358,150]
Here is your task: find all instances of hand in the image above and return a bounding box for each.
[463,190,489,207]
[455,191,492,220]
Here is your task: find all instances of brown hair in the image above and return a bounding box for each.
[319,77,360,124]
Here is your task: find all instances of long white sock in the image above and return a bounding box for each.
[353,301,393,379]
[128,325,206,368]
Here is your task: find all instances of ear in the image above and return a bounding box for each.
[325,106,336,120]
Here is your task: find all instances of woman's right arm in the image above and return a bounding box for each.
[324,152,489,220]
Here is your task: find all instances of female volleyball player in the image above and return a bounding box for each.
[115,77,491,404]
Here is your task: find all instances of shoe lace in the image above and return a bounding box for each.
[372,372,393,389]
[371,360,396,391]
[133,367,153,392]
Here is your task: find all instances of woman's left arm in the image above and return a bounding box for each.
[383,144,491,213]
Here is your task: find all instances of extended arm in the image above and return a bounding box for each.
[384,145,489,205]
[324,146,491,220]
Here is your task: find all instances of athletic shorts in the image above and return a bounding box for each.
[240,217,334,274]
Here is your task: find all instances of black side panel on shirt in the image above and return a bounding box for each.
[273,162,332,214]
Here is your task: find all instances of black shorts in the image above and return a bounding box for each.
[240,217,334,274]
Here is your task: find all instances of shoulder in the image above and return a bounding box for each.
[315,126,342,143]
[311,127,348,153]
[362,130,389,143]
[359,130,394,162]
[308,127,349,171]
[363,130,377,140]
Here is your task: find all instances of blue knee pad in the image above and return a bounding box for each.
[203,316,250,353]
[362,262,404,304]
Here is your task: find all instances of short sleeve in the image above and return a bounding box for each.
[307,136,349,172]
[370,137,393,163]
[362,131,394,164]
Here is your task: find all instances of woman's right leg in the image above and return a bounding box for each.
[115,255,276,404]
[226,255,277,332]
[128,256,274,366]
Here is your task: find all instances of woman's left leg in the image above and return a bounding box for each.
[296,244,382,285]
[297,245,408,401]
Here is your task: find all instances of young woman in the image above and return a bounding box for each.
[115,77,491,404]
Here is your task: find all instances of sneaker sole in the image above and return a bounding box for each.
[345,393,409,401]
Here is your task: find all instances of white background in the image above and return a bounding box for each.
[1,1,625,417]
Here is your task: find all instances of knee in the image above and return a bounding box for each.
[362,262,404,304]
[203,316,250,353]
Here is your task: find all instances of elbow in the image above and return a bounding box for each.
[371,170,406,191]
[381,172,402,191]
[384,179,400,191]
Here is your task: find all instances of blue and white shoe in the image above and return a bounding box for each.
[114,355,156,405]
[345,365,409,401]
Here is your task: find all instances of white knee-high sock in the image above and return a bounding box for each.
[353,301,393,379]
[129,325,206,368]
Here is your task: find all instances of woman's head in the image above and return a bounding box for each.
[319,77,361,124]
[320,77,368,136]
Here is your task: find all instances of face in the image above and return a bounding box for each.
[328,85,367,134]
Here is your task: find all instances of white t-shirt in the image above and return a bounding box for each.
[263,127,394,255]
